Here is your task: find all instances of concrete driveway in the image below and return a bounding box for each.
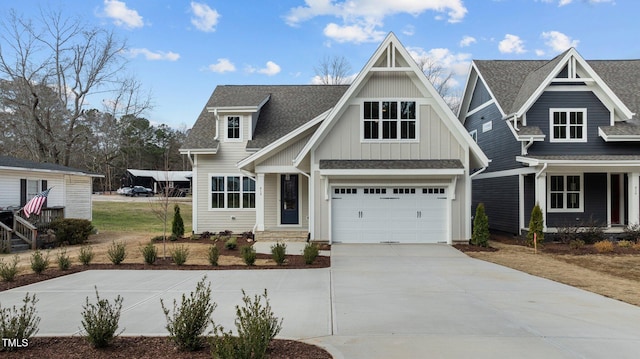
[2,244,640,358]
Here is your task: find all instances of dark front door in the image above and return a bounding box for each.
[281,174,299,225]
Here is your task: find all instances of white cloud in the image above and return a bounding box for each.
[246,61,281,76]
[407,47,472,78]
[535,49,546,56]
[128,48,180,61]
[403,25,416,36]
[541,31,579,52]
[459,35,476,47]
[323,22,385,43]
[498,34,526,54]
[207,58,236,73]
[285,0,467,43]
[539,0,614,6]
[102,0,143,29]
[190,2,220,32]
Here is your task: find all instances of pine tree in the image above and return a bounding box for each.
[527,203,544,247]
[472,203,489,247]
[172,204,185,238]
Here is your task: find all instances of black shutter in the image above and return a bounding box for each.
[41,180,48,208]
[20,179,27,206]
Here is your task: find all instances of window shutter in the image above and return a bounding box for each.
[41,180,48,208]
[20,179,27,206]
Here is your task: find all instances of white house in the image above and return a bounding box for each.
[180,33,488,244]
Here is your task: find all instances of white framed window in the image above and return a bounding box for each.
[226,116,242,141]
[26,179,40,200]
[210,175,255,209]
[550,109,586,142]
[469,130,478,142]
[548,174,583,212]
[362,100,417,141]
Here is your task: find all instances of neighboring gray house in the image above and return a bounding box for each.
[180,33,488,244]
[459,48,640,234]
[0,155,102,220]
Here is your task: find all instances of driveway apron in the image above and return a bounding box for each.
[311,244,640,359]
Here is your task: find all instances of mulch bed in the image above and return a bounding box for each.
[2,336,332,359]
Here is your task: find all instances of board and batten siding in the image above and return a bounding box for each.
[194,116,257,233]
[64,175,92,220]
[356,72,426,98]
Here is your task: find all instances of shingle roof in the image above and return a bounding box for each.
[0,156,100,176]
[182,85,349,151]
[474,53,640,118]
[517,126,545,136]
[599,121,640,137]
[319,159,464,170]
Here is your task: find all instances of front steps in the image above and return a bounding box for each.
[255,230,309,242]
[10,235,30,252]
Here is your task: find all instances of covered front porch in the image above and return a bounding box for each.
[0,207,65,252]
[519,155,640,233]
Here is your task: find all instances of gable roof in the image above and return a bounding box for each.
[181,85,348,152]
[472,49,640,120]
[295,32,489,169]
[0,156,101,177]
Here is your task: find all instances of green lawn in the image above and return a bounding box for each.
[92,200,192,234]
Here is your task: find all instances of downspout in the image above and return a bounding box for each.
[213,108,219,141]
[186,150,194,167]
[238,169,259,233]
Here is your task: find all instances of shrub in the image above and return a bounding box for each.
[622,223,640,243]
[200,231,212,240]
[49,218,94,245]
[224,237,237,250]
[527,204,544,247]
[208,245,219,266]
[78,245,95,265]
[303,243,319,265]
[211,289,283,359]
[594,240,614,253]
[172,204,185,238]
[107,241,127,265]
[0,293,40,352]
[169,233,179,242]
[471,203,489,247]
[30,250,49,274]
[578,218,606,244]
[569,239,585,250]
[241,245,256,266]
[271,242,287,265]
[140,242,158,265]
[556,223,580,244]
[617,240,633,248]
[171,245,189,266]
[81,287,124,348]
[0,255,19,282]
[161,276,216,351]
[56,247,71,271]
[151,235,166,242]
[241,231,254,241]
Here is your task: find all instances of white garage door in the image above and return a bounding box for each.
[331,186,448,243]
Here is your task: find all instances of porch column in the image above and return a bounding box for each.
[629,172,640,226]
[535,171,547,231]
[256,173,265,231]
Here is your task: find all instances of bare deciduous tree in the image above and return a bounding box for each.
[0,8,150,166]
[314,55,353,85]
[415,56,461,113]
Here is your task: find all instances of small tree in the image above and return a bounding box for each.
[471,203,489,247]
[172,204,185,238]
[527,203,544,247]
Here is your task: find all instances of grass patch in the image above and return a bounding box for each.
[92,201,192,233]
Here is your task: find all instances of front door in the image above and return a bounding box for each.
[281,174,299,225]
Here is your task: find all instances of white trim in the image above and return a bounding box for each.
[468,129,478,143]
[465,99,495,118]
[471,167,536,180]
[255,165,300,174]
[178,147,219,155]
[319,168,465,177]
[471,63,508,118]
[519,174,525,231]
[544,85,592,91]
[598,127,640,142]
[207,173,256,211]
[0,166,101,178]
[547,174,584,213]
[360,99,420,142]
[549,108,587,143]
[256,173,265,231]
[517,156,640,167]
[192,156,199,233]
[277,174,302,227]
[224,116,243,142]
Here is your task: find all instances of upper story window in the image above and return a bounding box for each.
[548,174,583,212]
[550,109,586,142]
[226,116,241,141]
[363,100,417,140]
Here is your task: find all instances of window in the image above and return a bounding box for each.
[227,116,241,140]
[27,180,39,199]
[210,175,255,209]
[363,100,417,140]
[469,130,478,142]
[548,175,582,212]
[550,109,586,142]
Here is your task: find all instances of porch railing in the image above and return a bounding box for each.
[13,215,37,250]
[0,221,11,253]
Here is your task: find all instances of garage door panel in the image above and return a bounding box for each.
[332,186,448,244]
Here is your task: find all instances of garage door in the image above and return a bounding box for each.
[331,186,448,243]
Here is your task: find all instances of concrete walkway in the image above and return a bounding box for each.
[2,244,640,358]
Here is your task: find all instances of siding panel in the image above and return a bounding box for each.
[356,72,425,99]
[468,79,491,111]
[472,176,520,234]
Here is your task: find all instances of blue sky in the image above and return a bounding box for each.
[1,0,637,130]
